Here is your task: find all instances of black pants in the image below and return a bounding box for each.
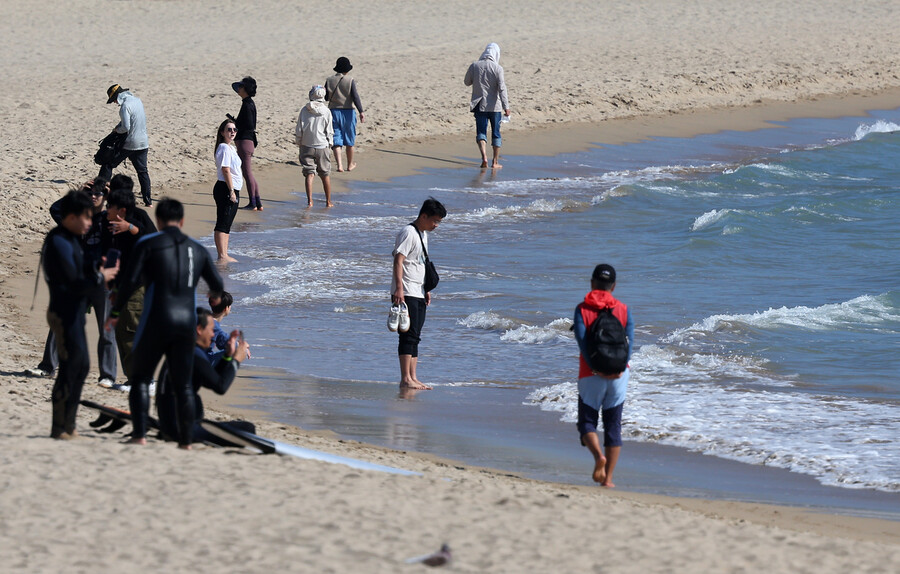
[129,324,196,444]
[48,310,89,437]
[398,296,427,357]
[99,147,151,206]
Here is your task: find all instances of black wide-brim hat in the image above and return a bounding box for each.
[232,76,257,97]
[333,57,352,74]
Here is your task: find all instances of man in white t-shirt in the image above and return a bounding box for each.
[391,198,447,390]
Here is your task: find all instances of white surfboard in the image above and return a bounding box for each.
[200,420,421,476]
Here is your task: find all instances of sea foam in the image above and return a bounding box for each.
[525,342,900,491]
[853,120,900,141]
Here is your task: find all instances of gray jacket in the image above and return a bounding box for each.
[464,43,509,113]
[114,91,149,150]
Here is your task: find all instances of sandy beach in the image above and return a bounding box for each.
[2,1,900,571]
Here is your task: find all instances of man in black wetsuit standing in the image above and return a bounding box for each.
[43,189,119,438]
[106,198,224,449]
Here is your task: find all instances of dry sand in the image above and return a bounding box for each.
[2,1,899,571]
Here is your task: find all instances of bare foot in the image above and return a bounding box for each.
[252,207,259,211]
[480,160,488,168]
[217,255,238,264]
[257,205,263,211]
[347,162,357,171]
[336,166,344,172]
[592,455,608,484]
[307,202,313,208]
[52,430,79,440]
[326,202,334,207]
[126,437,147,445]
[601,480,616,488]
[400,380,432,390]
[178,444,192,451]
[491,162,503,170]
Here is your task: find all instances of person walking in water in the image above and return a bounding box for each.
[295,85,334,207]
[325,57,365,172]
[572,264,634,487]
[464,43,511,169]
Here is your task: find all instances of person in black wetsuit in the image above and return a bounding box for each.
[106,198,224,448]
[43,189,119,438]
[31,178,119,386]
[156,307,252,445]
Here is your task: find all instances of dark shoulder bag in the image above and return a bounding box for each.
[410,223,439,293]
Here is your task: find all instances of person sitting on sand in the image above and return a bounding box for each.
[295,85,335,207]
[572,264,634,487]
[156,307,252,445]
[464,42,511,169]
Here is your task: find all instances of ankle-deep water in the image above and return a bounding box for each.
[204,108,900,511]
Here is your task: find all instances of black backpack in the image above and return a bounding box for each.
[583,307,629,375]
[93,130,127,166]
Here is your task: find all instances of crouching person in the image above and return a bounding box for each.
[156,307,253,444]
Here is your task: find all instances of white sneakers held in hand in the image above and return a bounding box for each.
[388,302,411,333]
[388,304,401,332]
[398,302,410,333]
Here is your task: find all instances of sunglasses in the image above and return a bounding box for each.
[225,127,238,133]
[90,190,105,197]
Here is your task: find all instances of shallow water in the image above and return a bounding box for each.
[206,108,900,511]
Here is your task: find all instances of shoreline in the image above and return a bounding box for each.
[4,1,900,567]
[6,94,900,521]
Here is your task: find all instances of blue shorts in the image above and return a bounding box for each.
[331,109,357,147]
[576,368,629,446]
[474,111,502,147]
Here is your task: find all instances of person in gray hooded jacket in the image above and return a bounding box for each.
[464,43,511,169]
[295,85,335,207]
[99,84,152,206]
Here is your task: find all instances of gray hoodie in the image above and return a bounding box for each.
[295,99,334,149]
[464,43,509,113]
[114,91,149,150]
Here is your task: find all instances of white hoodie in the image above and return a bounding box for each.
[295,99,334,148]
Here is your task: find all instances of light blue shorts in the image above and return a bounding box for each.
[577,368,629,412]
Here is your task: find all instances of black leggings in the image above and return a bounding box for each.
[213,180,240,233]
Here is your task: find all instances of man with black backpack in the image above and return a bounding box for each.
[573,264,633,487]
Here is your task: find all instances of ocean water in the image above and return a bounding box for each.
[208,109,900,504]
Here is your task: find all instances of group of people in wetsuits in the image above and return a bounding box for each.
[41,179,249,449]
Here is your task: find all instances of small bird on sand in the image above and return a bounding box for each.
[404,543,452,567]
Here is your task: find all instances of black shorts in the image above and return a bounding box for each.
[213,180,239,234]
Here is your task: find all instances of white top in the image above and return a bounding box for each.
[215,143,244,190]
[392,224,428,299]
